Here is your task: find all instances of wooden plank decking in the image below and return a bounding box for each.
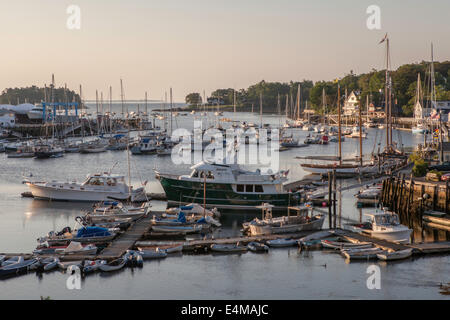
[97,214,153,259]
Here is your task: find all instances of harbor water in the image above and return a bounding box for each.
[0,108,448,299]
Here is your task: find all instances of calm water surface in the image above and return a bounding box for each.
[0,109,448,299]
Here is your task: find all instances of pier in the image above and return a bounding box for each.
[380,174,450,242]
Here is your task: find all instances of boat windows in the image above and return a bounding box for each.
[237,184,244,192]
[255,185,264,193]
[87,177,104,186]
[106,178,117,186]
[246,185,253,192]
[191,170,199,178]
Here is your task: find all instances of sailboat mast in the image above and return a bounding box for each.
[259,92,263,128]
[170,88,173,135]
[337,84,342,165]
[285,94,288,118]
[96,90,99,135]
[296,84,300,120]
[233,89,236,113]
[384,37,390,151]
[145,91,148,119]
[359,96,363,166]
[109,86,112,133]
[322,88,326,125]
[120,79,124,118]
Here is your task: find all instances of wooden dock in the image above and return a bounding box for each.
[97,214,154,260]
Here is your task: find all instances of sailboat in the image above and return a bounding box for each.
[377,34,408,163]
[300,84,377,175]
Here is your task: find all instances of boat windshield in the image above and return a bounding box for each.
[85,177,104,186]
[374,214,399,225]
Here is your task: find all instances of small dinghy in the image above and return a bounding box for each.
[376,248,413,261]
[210,243,248,253]
[247,242,269,253]
[266,238,298,248]
[124,250,144,267]
[151,224,203,234]
[43,257,60,271]
[156,244,183,254]
[341,248,385,261]
[58,261,82,270]
[321,240,372,250]
[1,256,24,267]
[31,257,60,271]
[0,258,39,277]
[83,260,107,273]
[99,257,127,272]
[137,248,168,260]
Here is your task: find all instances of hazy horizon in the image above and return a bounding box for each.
[1,0,449,101]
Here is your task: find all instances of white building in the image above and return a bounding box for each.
[343,91,359,116]
[416,101,450,122]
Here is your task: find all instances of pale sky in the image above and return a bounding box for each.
[0,0,449,101]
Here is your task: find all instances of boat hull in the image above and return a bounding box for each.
[249,216,325,236]
[158,175,300,211]
[27,182,146,202]
[365,229,412,244]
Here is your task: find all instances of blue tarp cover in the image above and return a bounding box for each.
[177,212,187,223]
[76,226,111,238]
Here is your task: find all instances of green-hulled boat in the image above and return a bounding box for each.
[155,162,301,212]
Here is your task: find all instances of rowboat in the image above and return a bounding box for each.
[99,258,127,272]
[341,248,385,261]
[247,242,269,253]
[321,240,372,250]
[151,224,203,234]
[156,244,183,254]
[266,238,298,248]
[210,243,248,253]
[136,249,168,259]
[376,248,413,261]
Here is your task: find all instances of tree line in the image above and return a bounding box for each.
[0,85,80,105]
[185,61,450,116]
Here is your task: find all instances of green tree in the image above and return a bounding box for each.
[185,92,202,106]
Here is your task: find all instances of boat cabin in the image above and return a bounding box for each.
[365,212,400,227]
[82,174,126,187]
